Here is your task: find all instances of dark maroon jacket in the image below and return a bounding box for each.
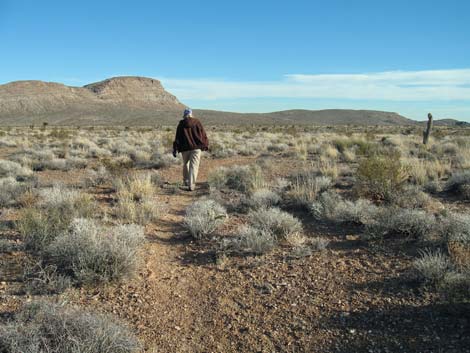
[173,117,209,152]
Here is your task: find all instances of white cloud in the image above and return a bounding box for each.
[160,69,470,101]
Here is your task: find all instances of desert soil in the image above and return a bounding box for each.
[1,155,469,353]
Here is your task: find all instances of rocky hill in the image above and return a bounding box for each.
[0,76,466,126]
[0,77,184,125]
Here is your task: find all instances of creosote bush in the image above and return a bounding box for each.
[355,153,409,201]
[184,199,227,239]
[0,301,140,353]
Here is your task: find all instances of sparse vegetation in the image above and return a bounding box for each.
[0,125,469,352]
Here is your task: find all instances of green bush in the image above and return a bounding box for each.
[355,153,409,201]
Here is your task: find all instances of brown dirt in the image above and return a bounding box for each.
[1,154,469,353]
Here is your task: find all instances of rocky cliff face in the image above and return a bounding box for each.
[0,77,185,121]
[84,76,183,108]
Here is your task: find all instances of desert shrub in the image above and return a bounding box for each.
[310,191,341,220]
[22,261,72,295]
[18,207,74,252]
[244,188,280,209]
[439,270,470,302]
[0,177,30,207]
[390,185,436,210]
[208,165,265,194]
[0,159,33,181]
[438,213,470,245]
[355,153,409,201]
[235,225,276,255]
[286,171,331,209]
[184,199,227,239]
[150,152,180,169]
[331,198,378,225]
[309,237,330,251]
[0,301,140,353]
[414,248,451,284]
[46,219,145,284]
[311,191,378,225]
[38,186,96,218]
[267,143,289,152]
[83,165,111,187]
[445,171,470,200]
[248,208,302,240]
[365,207,435,240]
[423,180,442,194]
[18,186,96,252]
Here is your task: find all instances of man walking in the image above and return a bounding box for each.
[172,108,209,191]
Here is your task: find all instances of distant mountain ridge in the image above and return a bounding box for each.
[0,76,467,126]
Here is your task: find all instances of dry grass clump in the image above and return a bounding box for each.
[316,157,339,180]
[402,158,451,185]
[208,165,265,194]
[285,171,332,209]
[184,199,227,239]
[414,247,470,302]
[0,301,140,353]
[414,248,451,284]
[114,173,162,224]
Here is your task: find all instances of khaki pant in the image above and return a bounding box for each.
[181,149,202,190]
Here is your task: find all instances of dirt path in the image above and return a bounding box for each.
[76,156,257,352]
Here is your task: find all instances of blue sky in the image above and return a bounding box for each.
[1,0,470,121]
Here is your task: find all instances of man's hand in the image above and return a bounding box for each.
[172,149,177,158]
